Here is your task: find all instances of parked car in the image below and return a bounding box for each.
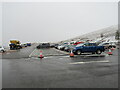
[64,45,69,52]
[98,42,116,49]
[64,45,75,52]
[54,44,59,49]
[36,43,50,49]
[73,43,105,55]
[26,43,31,46]
[0,46,5,52]
[57,44,65,50]
[73,42,84,45]
[50,44,58,48]
[21,44,27,47]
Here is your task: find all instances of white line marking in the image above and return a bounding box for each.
[29,49,37,57]
[69,60,109,64]
[52,48,69,54]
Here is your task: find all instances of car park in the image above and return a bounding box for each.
[0,46,5,52]
[73,43,105,55]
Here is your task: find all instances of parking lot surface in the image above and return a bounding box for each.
[29,48,69,57]
[2,44,118,88]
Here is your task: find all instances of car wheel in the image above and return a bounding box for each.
[1,50,5,53]
[113,46,116,48]
[96,50,102,54]
[76,50,81,55]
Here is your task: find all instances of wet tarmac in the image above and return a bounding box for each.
[2,44,118,88]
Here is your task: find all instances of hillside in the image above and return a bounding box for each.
[61,25,118,43]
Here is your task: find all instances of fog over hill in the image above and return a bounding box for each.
[61,25,118,43]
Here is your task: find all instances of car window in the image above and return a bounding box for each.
[84,43,89,46]
[89,43,95,46]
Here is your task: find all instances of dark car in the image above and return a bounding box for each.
[36,43,50,49]
[54,44,59,49]
[50,44,59,48]
[27,43,31,46]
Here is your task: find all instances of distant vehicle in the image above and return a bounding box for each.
[57,44,68,50]
[98,42,116,49]
[26,43,31,46]
[36,43,50,49]
[64,45,75,52]
[70,41,76,44]
[73,43,105,55]
[64,45,69,52]
[21,44,27,47]
[9,40,22,50]
[0,46,5,52]
[50,44,59,48]
[54,44,59,49]
[57,45,65,50]
[73,42,84,45]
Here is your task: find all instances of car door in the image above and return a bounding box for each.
[82,43,90,52]
[88,43,96,52]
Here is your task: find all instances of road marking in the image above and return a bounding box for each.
[52,48,69,54]
[69,60,109,65]
[29,49,37,57]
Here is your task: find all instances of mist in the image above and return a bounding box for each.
[2,2,118,46]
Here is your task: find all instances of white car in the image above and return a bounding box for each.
[0,46,5,52]
[57,45,65,50]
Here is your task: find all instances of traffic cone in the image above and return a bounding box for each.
[70,50,74,57]
[38,51,44,59]
[107,49,112,55]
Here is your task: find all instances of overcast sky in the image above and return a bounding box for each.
[2,2,118,46]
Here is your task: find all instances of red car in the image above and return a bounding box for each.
[73,42,84,45]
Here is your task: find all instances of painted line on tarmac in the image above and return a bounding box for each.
[52,48,69,55]
[69,60,109,65]
[29,49,37,57]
